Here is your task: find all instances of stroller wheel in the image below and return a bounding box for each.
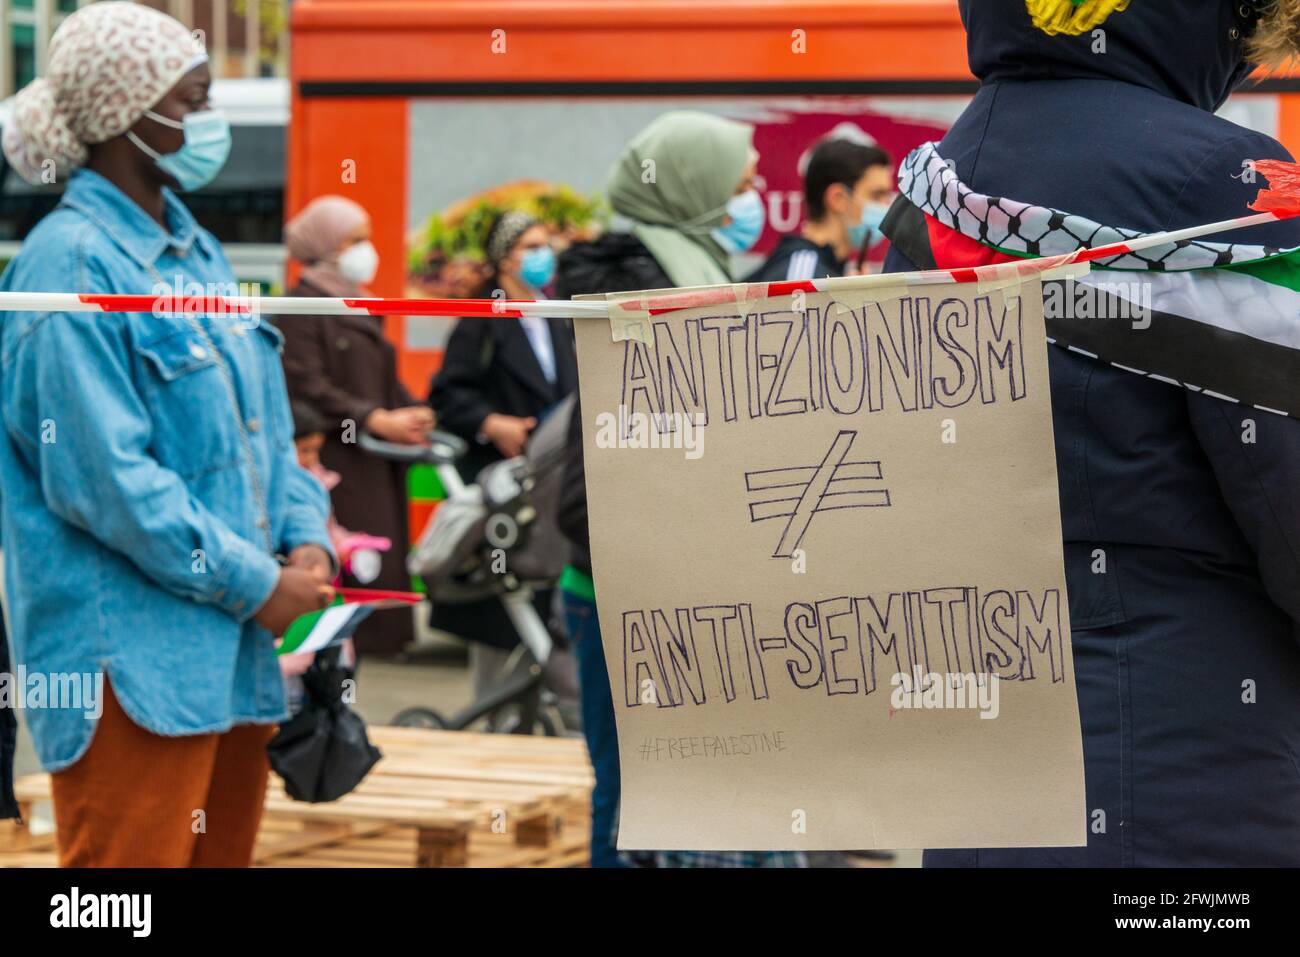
[391,707,448,730]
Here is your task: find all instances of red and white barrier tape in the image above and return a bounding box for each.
[0,208,1288,320]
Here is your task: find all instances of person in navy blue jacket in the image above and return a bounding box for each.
[882,0,1300,866]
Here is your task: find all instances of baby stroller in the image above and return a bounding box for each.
[358,395,575,736]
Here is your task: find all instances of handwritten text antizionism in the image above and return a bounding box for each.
[615,292,1028,427]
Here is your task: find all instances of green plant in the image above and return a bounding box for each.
[408,186,605,278]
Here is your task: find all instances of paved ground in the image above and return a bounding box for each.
[10,610,921,866]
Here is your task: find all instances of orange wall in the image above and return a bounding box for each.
[284,93,409,357]
[291,1,972,84]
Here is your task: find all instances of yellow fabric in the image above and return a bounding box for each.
[1024,0,1131,37]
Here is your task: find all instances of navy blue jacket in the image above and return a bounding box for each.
[884,0,1300,866]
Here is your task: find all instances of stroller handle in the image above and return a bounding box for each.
[360,428,470,498]
[358,428,468,465]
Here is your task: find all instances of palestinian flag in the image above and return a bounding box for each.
[277,588,422,656]
[885,142,1300,417]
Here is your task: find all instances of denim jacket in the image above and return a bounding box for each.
[0,169,333,771]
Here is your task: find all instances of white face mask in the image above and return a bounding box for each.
[349,548,382,584]
[337,240,379,284]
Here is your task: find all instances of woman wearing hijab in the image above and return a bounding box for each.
[279,196,432,655]
[430,211,578,480]
[554,111,803,868]
[427,211,578,698]
[0,3,334,867]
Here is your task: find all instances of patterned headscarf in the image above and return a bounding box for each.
[485,211,539,265]
[285,195,372,297]
[2,2,207,184]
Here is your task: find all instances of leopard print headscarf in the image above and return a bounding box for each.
[2,2,206,185]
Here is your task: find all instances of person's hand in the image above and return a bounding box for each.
[366,406,434,445]
[481,413,536,458]
[288,543,333,584]
[255,567,335,636]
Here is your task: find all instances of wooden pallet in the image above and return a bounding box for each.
[0,726,594,868]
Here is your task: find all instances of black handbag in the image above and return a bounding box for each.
[267,648,381,802]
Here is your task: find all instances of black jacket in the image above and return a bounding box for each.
[555,234,674,576]
[428,313,578,482]
[742,235,844,284]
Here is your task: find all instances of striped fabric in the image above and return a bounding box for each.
[785,248,821,282]
[894,141,1300,417]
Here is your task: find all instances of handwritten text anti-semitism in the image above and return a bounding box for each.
[619,585,1064,710]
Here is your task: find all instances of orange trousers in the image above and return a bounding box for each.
[51,678,276,867]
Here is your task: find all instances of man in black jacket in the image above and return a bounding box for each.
[745,138,893,284]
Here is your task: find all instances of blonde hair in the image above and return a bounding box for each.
[1249,1,1300,71]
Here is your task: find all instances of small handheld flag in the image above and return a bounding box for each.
[276,588,422,656]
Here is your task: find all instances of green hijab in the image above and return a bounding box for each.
[605,110,755,288]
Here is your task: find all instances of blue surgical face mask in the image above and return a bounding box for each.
[127,108,232,192]
[519,245,556,290]
[848,200,892,251]
[711,189,766,254]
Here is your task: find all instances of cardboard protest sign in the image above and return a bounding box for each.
[572,275,1086,851]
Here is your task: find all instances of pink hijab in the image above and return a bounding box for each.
[285,195,371,297]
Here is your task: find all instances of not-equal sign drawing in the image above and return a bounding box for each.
[744,429,891,558]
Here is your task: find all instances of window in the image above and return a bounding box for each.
[11,24,37,92]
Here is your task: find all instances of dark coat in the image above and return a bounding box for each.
[742,234,844,284]
[277,279,415,654]
[428,313,579,481]
[425,313,578,649]
[555,233,675,577]
[887,0,1300,866]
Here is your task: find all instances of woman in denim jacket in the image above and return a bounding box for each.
[0,3,334,866]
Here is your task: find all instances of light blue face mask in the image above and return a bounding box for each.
[842,198,894,250]
[519,245,556,290]
[127,108,232,192]
[848,201,892,251]
[711,189,766,254]
[520,243,556,287]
